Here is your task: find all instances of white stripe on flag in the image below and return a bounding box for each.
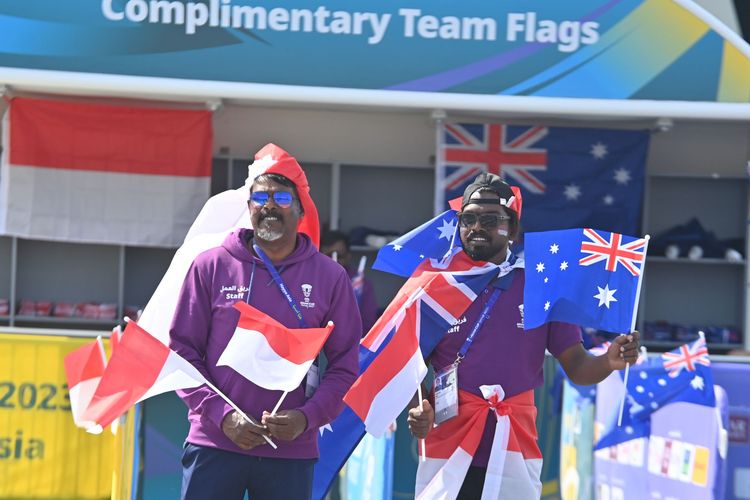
[415,448,473,500]
[69,377,101,428]
[217,326,315,392]
[0,165,208,247]
[363,348,427,437]
[137,351,206,402]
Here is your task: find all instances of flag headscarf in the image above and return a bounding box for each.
[247,143,320,248]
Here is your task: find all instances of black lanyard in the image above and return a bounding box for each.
[252,243,308,329]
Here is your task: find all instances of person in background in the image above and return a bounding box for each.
[169,144,361,500]
[320,230,379,335]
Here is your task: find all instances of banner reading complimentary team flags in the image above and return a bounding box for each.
[436,123,649,234]
[0,97,212,247]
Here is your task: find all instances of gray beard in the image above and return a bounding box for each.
[255,225,284,242]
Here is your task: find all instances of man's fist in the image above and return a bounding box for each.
[221,411,271,450]
[262,409,308,441]
[407,399,434,439]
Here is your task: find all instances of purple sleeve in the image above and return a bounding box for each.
[359,279,379,336]
[169,262,233,429]
[298,269,361,430]
[546,321,583,358]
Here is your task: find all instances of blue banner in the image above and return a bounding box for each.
[0,1,748,102]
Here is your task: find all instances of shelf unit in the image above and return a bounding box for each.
[639,172,748,351]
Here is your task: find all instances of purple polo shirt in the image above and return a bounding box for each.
[430,267,581,467]
[169,229,361,459]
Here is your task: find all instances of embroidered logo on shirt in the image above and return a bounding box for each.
[301,283,315,308]
[220,284,247,300]
[517,304,524,329]
[447,316,466,334]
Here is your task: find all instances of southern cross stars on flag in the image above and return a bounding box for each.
[523,228,647,334]
[438,122,650,235]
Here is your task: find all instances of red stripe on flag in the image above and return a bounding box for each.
[233,302,331,364]
[64,340,105,387]
[422,274,473,318]
[9,97,212,177]
[82,321,169,428]
[344,304,421,420]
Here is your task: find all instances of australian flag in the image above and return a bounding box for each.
[524,228,647,334]
[438,122,649,234]
[372,208,460,277]
[312,252,503,499]
[595,336,715,449]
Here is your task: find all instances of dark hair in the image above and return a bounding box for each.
[320,230,350,249]
[252,173,304,215]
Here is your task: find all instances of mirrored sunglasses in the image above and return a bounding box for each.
[249,191,294,208]
[458,213,511,228]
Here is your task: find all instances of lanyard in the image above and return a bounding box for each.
[252,243,308,328]
[454,288,502,365]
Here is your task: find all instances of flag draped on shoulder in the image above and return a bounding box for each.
[313,251,521,499]
[416,386,542,500]
[595,336,716,450]
[523,228,648,333]
[0,97,212,247]
[372,208,460,277]
[217,301,333,392]
[64,338,107,429]
[81,320,206,433]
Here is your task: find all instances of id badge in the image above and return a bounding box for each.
[305,363,320,398]
[433,364,459,425]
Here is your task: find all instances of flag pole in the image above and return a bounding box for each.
[270,391,288,416]
[417,382,426,462]
[618,234,650,427]
[203,378,278,450]
[95,335,107,363]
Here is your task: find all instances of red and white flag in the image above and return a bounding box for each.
[415,386,543,500]
[81,320,206,433]
[63,338,107,429]
[217,301,333,392]
[0,97,212,247]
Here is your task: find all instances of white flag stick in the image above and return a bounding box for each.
[270,391,289,416]
[417,382,426,462]
[95,335,108,364]
[331,251,338,263]
[357,255,367,274]
[618,235,650,427]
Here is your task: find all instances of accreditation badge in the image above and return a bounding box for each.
[433,364,459,425]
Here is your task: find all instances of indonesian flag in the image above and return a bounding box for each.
[217,301,334,392]
[0,97,212,247]
[415,386,543,500]
[63,338,107,429]
[82,320,207,433]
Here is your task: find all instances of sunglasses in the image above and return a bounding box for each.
[458,213,511,228]
[249,191,295,208]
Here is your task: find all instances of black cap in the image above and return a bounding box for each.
[461,173,516,210]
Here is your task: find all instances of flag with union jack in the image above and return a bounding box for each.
[437,123,649,234]
[312,251,511,499]
[523,228,648,333]
[595,336,715,450]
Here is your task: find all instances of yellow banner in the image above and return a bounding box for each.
[0,333,114,498]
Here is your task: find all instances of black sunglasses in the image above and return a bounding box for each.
[458,213,511,228]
